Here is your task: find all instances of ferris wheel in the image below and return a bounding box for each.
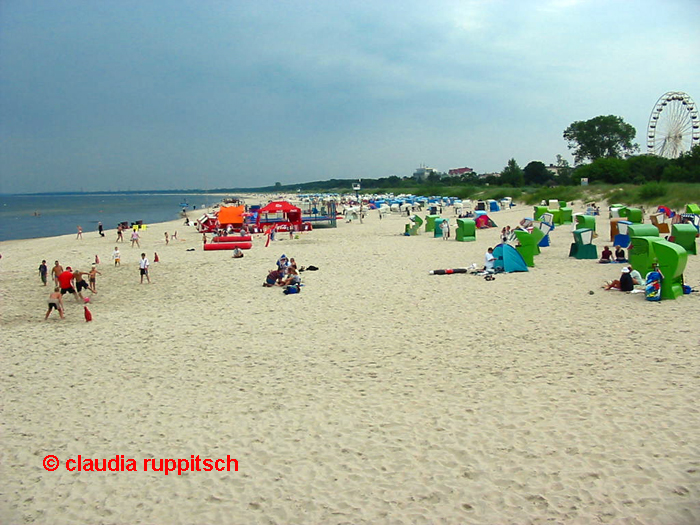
[647,91,700,158]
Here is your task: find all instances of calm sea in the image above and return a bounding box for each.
[0,193,226,242]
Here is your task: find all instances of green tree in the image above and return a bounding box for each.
[574,157,630,184]
[499,158,524,187]
[523,161,553,186]
[563,115,639,164]
[627,154,668,184]
[274,182,282,190]
[555,154,574,185]
[427,172,442,183]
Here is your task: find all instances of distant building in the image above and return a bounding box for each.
[412,166,437,181]
[448,167,474,177]
[546,164,563,176]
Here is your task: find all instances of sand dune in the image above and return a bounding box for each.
[1,202,699,524]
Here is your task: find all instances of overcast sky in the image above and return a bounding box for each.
[1,0,698,193]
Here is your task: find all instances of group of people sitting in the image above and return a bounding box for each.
[599,245,627,263]
[603,265,660,292]
[263,254,303,292]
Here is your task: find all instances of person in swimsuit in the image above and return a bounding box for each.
[88,265,102,293]
[51,261,63,286]
[73,269,90,297]
[45,287,65,320]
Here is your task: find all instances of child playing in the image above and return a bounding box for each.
[112,247,121,266]
[88,264,102,293]
[39,260,48,286]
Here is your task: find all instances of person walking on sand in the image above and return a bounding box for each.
[171,230,178,241]
[76,225,83,240]
[98,222,104,237]
[39,260,48,286]
[51,261,63,286]
[139,253,150,284]
[45,287,65,320]
[164,232,169,245]
[116,225,124,243]
[88,264,102,293]
[112,247,121,266]
[130,229,140,248]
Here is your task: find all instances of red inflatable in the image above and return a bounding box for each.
[203,242,252,251]
[212,235,252,242]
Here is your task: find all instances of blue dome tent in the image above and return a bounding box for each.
[493,243,528,273]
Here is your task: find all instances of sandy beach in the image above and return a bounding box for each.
[1,201,699,524]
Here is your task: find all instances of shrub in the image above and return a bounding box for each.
[637,182,667,201]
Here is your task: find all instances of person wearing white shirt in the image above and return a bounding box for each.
[484,247,495,272]
[139,253,150,284]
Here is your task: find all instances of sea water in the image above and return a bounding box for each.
[0,193,223,242]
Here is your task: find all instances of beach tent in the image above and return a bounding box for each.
[256,201,302,225]
[475,214,497,229]
[217,205,245,227]
[493,243,528,273]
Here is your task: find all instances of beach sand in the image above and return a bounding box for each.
[1,203,699,524]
